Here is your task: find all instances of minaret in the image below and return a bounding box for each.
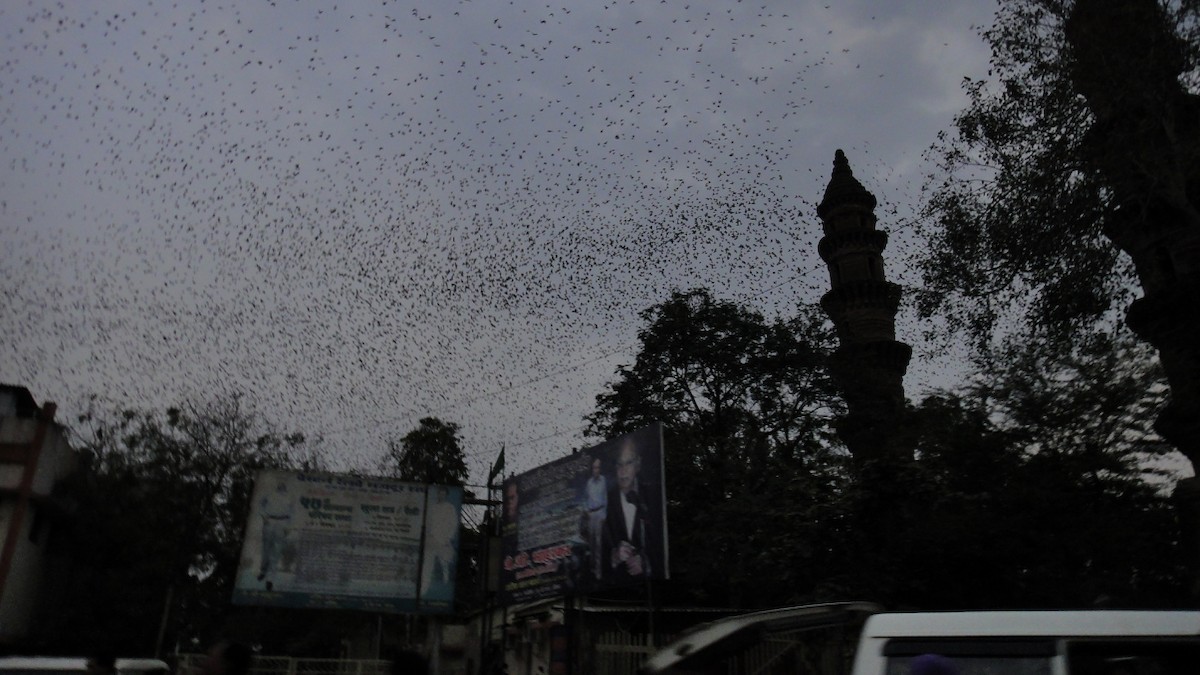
[816,150,912,462]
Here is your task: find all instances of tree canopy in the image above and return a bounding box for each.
[33,404,477,656]
[919,0,1199,353]
[380,416,469,487]
[587,288,847,606]
[919,0,1200,476]
[587,289,1189,609]
[879,332,1187,608]
[38,395,320,656]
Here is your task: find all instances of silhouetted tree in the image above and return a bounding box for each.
[881,332,1188,608]
[587,291,1189,609]
[587,289,846,606]
[41,394,321,655]
[381,416,469,487]
[920,0,1200,467]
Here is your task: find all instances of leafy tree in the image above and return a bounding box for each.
[919,0,1200,465]
[587,291,1188,610]
[41,394,319,656]
[881,332,1188,609]
[587,289,846,607]
[380,416,469,486]
[377,417,476,638]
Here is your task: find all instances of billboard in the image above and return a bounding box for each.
[232,469,462,613]
[500,423,668,604]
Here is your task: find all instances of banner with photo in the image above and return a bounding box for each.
[232,469,462,613]
[499,422,668,604]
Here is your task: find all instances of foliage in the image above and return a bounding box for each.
[586,288,846,607]
[376,417,476,637]
[872,331,1188,608]
[918,0,1199,356]
[970,331,1175,472]
[380,416,469,487]
[39,394,320,656]
[587,290,1188,609]
[379,416,475,606]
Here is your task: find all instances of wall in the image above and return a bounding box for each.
[0,393,76,646]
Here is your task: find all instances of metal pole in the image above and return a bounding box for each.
[478,517,490,675]
[430,616,443,675]
[566,594,579,675]
[376,614,383,659]
[645,578,655,650]
[154,584,175,658]
[477,478,497,675]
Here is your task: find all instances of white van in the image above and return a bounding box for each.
[642,603,1200,675]
[0,658,170,675]
[852,610,1200,675]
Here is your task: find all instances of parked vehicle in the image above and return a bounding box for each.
[0,658,170,675]
[853,609,1200,675]
[642,602,1200,675]
[641,602,881,675]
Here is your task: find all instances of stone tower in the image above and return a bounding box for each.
[816,150,912,462]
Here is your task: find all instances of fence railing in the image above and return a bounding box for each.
[592,632,657,675]
[175,656,392,675]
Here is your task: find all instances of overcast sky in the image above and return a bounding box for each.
[1,0,998,483]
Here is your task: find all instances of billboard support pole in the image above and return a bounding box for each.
[496,478,508,672]
[478,530,488,675]
[480,478,496,674]
[563,593,574,675]
[481,445,506,674]
[645,578,656,650]
[153,583,174,658]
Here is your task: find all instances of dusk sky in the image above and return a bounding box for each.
[2,0,998,483]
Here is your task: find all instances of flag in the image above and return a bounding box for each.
[487,445,505,486]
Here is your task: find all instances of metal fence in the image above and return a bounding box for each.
[175,656,392,675]
[591,632,658,675]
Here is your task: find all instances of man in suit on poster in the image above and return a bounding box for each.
[604,437,660,582]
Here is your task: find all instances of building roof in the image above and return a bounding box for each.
[0,384,40,419]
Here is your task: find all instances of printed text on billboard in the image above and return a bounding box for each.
[500,423,668,604]
[232,469,462,613]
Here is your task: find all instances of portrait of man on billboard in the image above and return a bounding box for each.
[497,423,667,604]
[602,432,664,583]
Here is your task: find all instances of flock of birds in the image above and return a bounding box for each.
[1,0,991,484]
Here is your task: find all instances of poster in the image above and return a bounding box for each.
[500,423,668,604]
[232,469,462,613]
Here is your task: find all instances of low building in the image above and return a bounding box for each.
[0,385,75,647]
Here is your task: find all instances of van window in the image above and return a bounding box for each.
[1066,640,1200,675]
[885,655,1052,675]
[883,639,1056,675]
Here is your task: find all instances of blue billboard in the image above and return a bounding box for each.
[232,469,462,613]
